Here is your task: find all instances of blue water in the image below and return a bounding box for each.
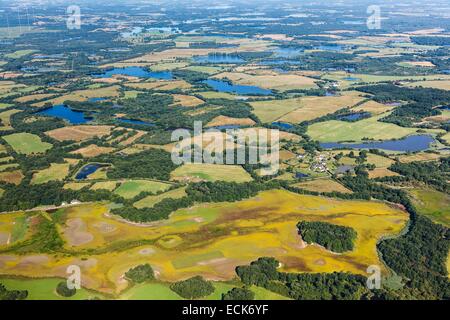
[438,105,450,110]
[320,135,436,152]
[203,79,272,95]
[38,105,92,124]
[274,47,303,58]
[193,53,245,64]
[295,172,309,179]
[118,118,155,126]
[315,45,344,52]
[76,164,103,180]
[272,122,294,130]
[337,112,370,121]
[89,97,107,102]
[95,67,173,80]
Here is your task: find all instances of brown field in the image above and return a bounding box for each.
[214,72,317,91]
[172,94,204,107]
[407,28,445,35]
[402,61,435,67]
[352,100,395,115]
[15,93,56,103]
[124,80,191,91]
[90,181,119,191]
[279,149,296,162]
[294,178,352,194]
[398,152,444,163]
[368,168,400,179]
[45,125,113,142]
[256,34,294,41]
[205,115,256,128]
[71,145,115,158]
[119,130,146,146]
[0,170,24,185]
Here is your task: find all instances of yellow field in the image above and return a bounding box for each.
[398,152,443,163]
[124,80,191,91]
[71,144,115,158]
[31,163,70,184]
[0,190,408,294]
[172,94,204,107]
[293,178,352,194]
[15,93,56,103]
[205,115,256,128]
[0,170,24,185]
[90,181,118,191]
[406,80,450,90]
[214,72,318,91]
[63,182,91,190]
[170,163,253,183]
[251,91,364,123]
[352,100,395,115]
[0,109,21,130]
[368,168,400,179]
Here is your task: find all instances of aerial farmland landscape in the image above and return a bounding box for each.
[0,0,449,305]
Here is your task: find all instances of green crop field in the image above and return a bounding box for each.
[409,188,450,227]
[3,133,52,155]
[114,180,172,199]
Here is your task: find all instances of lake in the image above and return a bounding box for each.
[89,97,107,102]
[274,47,304,58]
[75,164,104,180]
[259,59,302,66]
[344,77,361,81]
[320,135,436,152]
[315,45,344,52]
[95,67,173,80]
[38,105,93,124]
[193,53,245,64]
[272,122,294,130]
[337,112,371,121]
[203,79,272,95]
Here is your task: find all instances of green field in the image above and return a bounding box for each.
[170,163,253,183]
[0,278,102,300]
[409,188,450,227]
[307,114,434,142]
[4,50,36,59]
[134,187,187,209]
[114,180,172,199]
[31,163,70,184]
[3,133,52,155]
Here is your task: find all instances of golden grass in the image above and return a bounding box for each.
[294,178,352,194]
[0,109,21,130]
[124,80,191,91]
[214,72,317,91]
[352,100,395,115]
[0,190,408,293]
[170,163,253,183]
[397,152,444,163]
[45,125,113,142]
[406,80,450,90]
[0,170,24,185]
[14,93,56,103]
[63,182,91,191]
[205,115,256,128]
[171,94,204,107]
[31,163,70,184]
[134,187,187,209]
[368,168,400,179]
[90,181,118,191]
[71,145,115,158]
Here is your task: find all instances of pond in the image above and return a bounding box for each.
[203,79,272,95]
[337,112,371,121]
[315,44,344,52]
[320,135,436,152]
[193,53,245,64]
[343,77,361,81]
[95,67,173,80]
[75,164,104,180]
[38,105,93,124]
[118,118,156,126]
[259,59,302,66]
[272,122,294,130]
[273,47,304,58]
[295,172,309,179]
